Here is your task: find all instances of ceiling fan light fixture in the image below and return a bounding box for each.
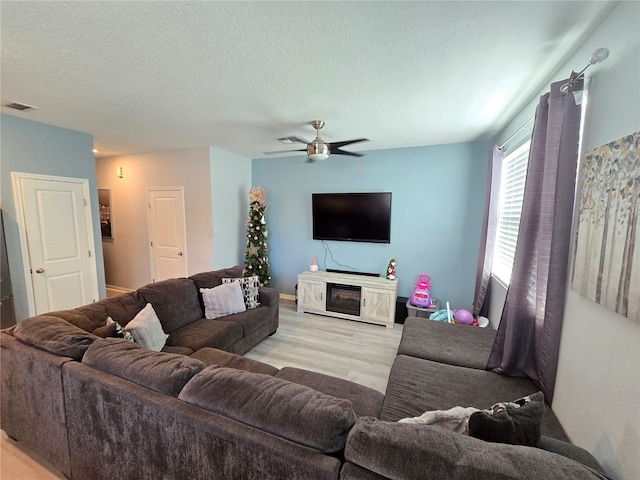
[309,152,329,161]
[307,140,329,161]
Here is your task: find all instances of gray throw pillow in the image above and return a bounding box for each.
[200,282,246,319]
[222,275,261,309]
[468,391,545,447]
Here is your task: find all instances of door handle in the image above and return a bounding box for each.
[35,268,45,273]
[177,252,183,256]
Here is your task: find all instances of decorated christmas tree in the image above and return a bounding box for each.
[244,187,271,286]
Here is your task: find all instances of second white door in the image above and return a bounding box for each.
[147,188,187,282]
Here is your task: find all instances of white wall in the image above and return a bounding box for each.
[96,148,214,289]
[493,3,640,479]
[209,146,252,269]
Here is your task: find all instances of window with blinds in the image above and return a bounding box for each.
[492,141,531,285]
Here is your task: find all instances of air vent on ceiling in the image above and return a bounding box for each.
[4,101,38,111]
[278,136,307,144]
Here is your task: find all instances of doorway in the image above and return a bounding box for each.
[146,187,187,282]
[12,172,100,316]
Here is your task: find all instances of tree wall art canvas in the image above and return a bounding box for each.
[571,131,640,322]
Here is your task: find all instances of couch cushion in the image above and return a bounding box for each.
[276,367,384,418]
[381,355,569,441]
[539,436,609,476]
[74,292,147,330]
[190,347,279,375]
[83,338,205,396]
[190,266,243,290]
[137,278,202,333]
[161,345,194,356]
[44,309,100,334]
[220,304,274,338]
[166,318,242,351]
[179,366,356,453]
[13,316,97,360]
[398,317,495,369]
[344,417,609,480]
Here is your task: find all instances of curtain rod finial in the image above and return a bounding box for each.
[590,48,609,65]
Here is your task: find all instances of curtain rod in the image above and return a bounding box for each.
[498,116,534,151]
[497,47,609,152]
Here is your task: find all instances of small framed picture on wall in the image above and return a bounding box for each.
[98,188,113,239]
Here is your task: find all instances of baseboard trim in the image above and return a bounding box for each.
[279,293,295,301]
[106,285,134,298]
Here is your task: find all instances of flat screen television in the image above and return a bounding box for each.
[312,192,392,243]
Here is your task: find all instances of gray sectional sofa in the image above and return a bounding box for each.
[1,270,609,479]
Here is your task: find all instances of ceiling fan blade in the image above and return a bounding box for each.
[329,138,369,150]
[263,148,307,155]
[333,149,364,157]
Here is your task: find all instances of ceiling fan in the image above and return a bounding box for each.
[265,120,369,162]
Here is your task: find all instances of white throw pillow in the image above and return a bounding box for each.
[200,282,246,319]
[124,303,169,352]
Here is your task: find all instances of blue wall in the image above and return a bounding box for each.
[252,141,490,309]
[1,114,106,320]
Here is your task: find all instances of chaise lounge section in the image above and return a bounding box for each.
[341,316,608,479]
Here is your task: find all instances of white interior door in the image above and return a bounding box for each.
[13,173,99,315]
[147,187,187,282]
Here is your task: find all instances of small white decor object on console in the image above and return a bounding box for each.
[297,270,398,327]
[310,256,319,272]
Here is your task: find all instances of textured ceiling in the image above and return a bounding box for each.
[1,1,616,159]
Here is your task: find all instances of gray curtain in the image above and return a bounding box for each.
[488,77,583,403]
[473,146,504,318]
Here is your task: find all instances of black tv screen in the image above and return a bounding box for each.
[312,192,392,243]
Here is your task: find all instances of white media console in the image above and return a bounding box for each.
[297,270,398,327]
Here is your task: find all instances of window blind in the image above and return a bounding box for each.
[492,141,531,285]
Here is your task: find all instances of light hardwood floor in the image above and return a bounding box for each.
[0,299,403,479]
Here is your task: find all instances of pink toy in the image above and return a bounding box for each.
[454,309,474,325]
[410,275,431,308]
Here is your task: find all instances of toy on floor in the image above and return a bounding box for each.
[430,307,488,327]
[410,274,431,307]
[454,309,474,325]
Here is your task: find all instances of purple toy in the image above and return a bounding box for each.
[454,309,474,325]
[410,275,431,308]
